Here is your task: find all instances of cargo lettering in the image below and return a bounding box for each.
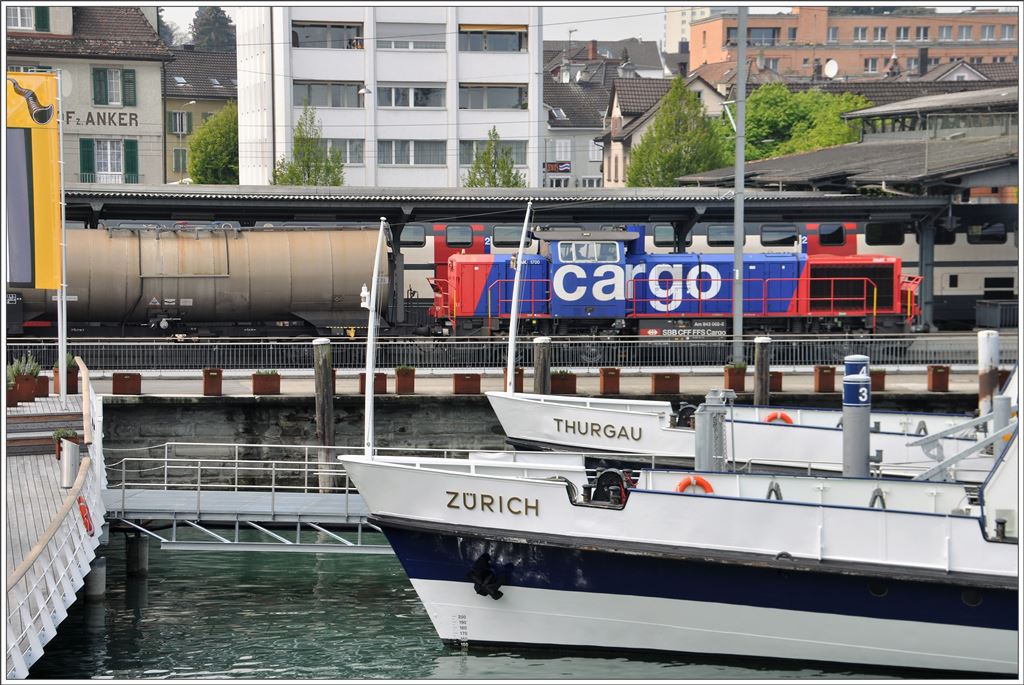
[553,417,642,441]
[553,263,723,311]
[446,490,539,516]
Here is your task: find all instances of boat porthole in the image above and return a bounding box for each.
[961,589,983,607]
[868,580,888,598]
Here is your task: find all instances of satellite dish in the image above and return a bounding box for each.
[824,59,839,79]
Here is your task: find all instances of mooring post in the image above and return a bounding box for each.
[844,354,869,378]
[842,372,872,478]
[85,556,107,600]
[978,330,999,416]
[313,337,335,492]
[126,534,149,577]
[753,336,771,406]
[533,336,552,395]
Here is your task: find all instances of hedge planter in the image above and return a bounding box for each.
[927,365,950,392]
[651,373,679,394]
[359,372,387,395]
[14,375,36,403]
[599,367,620,395]
[870,369,886,392]
[396,368,416,395]
[252,373,281,396]
[6,390,18,408]
[769,371,783,393]
[203,368,223,396]
[112,372,142,395]
[550,373,577,395]
[813,366,836,393]
[53,369,79,395]
[502,367,524,393]
[723,367,746,393]
[34,375,49,398]
[453,373,481,395]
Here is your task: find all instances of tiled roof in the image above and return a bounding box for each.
[544,38,664,69]
[904,60,986,82]
[842,86,1017,119]
[544,78,608,129]
[759,79,1021,106]
[611,78,672,116]
[6,7,171,61]
[164,47,237,99]
[690,59,785,88]
[974,62,1021,81]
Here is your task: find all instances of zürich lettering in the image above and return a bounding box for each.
[446,490,539,516]
[553,417,642,441]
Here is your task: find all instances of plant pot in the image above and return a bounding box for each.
[502,367,523,393]
[769,371,783,392]
[453,373,481,395]
[34,375,49,398]
[396,368,416,395]
[599,367,620,395]
[723,367,746,392]
[6,390,17,408]
[252,374,280,395]
[813,366,835,393]
[14,374,36,403]
[55,436,80,461]
[359,372,387,395]
[53,369,79,395]
[927,365,949,392]
[870,369,886,392]
[651,372,679,394]
[203,368,223,396]
[112,372,142,395]
[550,374,577,395]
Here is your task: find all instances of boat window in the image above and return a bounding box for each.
[966,221,1007,244]
[491,225,532,248]
[558,241,619,263]
[864,222,905,245]
[760,223,798,247]
[706,224,736,247]
[399,224,426,247]
[652,224,675,247]
[445,224,473,247]
[818,222,846,246]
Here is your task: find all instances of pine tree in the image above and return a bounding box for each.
[625,77,729,187]
[157,8,183,46]
[188,102,239,184]
[464,127,525,187]
[272,104,345,186]
[190,7,236,52]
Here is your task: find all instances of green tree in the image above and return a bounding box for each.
[464,127,525,187]
[272,104,344,186]
[625,77,730,187]
[188,101,238,184]
[157,8,184,46]
[189,7,235,52]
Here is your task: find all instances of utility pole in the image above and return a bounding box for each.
[731,6,747,365]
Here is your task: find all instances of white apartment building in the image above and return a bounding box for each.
[236,6,544,187]
[665,6,736,50]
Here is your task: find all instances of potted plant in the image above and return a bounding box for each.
[724,361,747,392]
[599,367,620,395]
[550,369,577,395]
[10,355,38,403]
[359,372,388,394]
[452,373,481,395]
[112,371,142,395]
[6,372,18,408]
[503,367,524,393]
[252,369,281,395]
[203,368,223,396]
[395,366,416,395]
[52,427,80,461]
[53,354,79,394]
[813,365,836,393]
[651,372,680,394]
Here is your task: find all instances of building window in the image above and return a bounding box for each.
[957,25,971,41]
[916,26,929,41]
[581,176,602,188]
[6,6,34,29]
[613,155,619,182]
[291,22,363,49]
[765,57,779,71]
[173,148,188,173]
[928,57,940,67]
[323,139,364,164]
[827,26,838,43]
[8,64,52,72]
[377,86,445,108]
[458,26,527,52]
[292,81,364,108]
[553,138,571,161]
[981,25,995,41]
[873,26,887,42]
[863,57,879,74]
[787,26,797,41]
[853,26,867,42]
[545,175,570,188]
[378,140,445,165]
[896,26,910,42]
[948,56,962,63]
[458,84,528,110]
[906,57,919,71]
[376,22,445,49]
[993,55,1006,63]
[95,139,123,182]
[939,25,952,40]
[1001,25,1014,40]
[79,138,138,183]
[969,56,984,64]
[169,111,192,134]
[588,140,602,162]
[459,139,527,165]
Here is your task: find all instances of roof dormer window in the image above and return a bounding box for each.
[210,78,223,88]
[174,76,187,86]
[552,108,567,120]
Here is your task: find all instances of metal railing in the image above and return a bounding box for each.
[6,334,1019,372]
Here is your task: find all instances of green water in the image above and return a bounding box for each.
[31,532,891,680]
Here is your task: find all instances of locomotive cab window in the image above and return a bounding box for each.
[760,223,798,247]
[967,222,1007,244]
[399,224,426,247]
[558,241,620,263]
[865,222,905,245]
[818,223,846,246]
[652,224,676,247]
[492,225,533,248]
[445,224,473,247]
[706,224,736,247]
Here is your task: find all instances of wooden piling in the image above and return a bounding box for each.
[533,336,551,395]
[313,338,335,492]
[754,336,771,406]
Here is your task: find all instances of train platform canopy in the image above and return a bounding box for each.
[64,184,951,226]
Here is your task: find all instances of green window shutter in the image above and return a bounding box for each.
[123,139,139,182]
[79,138,95,180]
[122,69,136,106]
[92,68,108,105]
[166,111,175,133]
[186,111,193,133]
[34,7,49,32]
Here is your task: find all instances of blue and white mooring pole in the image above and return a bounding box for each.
[842,367,872,478]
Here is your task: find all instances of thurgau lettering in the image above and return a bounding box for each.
[553,417,642,441]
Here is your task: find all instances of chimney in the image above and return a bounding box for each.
[588,40,598,60]
[183,43,195,52]
[812,59,822,80]
[918,47,928,76]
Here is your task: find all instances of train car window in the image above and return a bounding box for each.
[948,274,959,288]
[492,225,533,248]
[983,276,1015,298]
[445,224,473,247]
[706,224,735,246]
[818,223,846,246]
[399,224,426,247]
[864,222,905,245]
[760,223,798,247]
[967,222,1007,244]
[596,242,619,262]
[652,224,675,247]
[558,241,619,263]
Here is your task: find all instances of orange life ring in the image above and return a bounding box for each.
[675,475,714,494]
[77,496,95,536]
[764,411,794,425]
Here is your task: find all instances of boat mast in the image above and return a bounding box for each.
[505,201,534,394]
[362,217,388,458]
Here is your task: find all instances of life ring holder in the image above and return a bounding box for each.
[764,411,794,425]
[675,475,714,495]
[77,496,95,536]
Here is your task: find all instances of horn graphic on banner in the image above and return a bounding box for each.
[7,77,55,125]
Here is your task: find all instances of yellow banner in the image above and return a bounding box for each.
[6,71,61,289]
